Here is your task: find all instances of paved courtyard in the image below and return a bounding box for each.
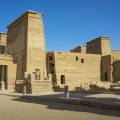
[0,94,120,120]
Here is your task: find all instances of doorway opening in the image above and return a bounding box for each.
[0,65,8,90]
[104,72,108,81]
[61,75,65,84]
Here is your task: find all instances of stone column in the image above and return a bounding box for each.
[64,85,70,98]
[1,66,5,91]
[110,63,113,83]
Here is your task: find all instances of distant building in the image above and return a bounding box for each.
[0,10,120,93]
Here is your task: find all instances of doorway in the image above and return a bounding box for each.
[61,75,65,84]
[0,65,8,90]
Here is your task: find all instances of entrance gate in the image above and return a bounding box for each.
[0,65,8,90]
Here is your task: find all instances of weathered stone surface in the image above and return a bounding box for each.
[0,10,120,93]
[0,33,7,54]
[6,11,52,93]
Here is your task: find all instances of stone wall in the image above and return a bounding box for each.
[7,12,28,80]
[0,55,16,91]
[111,50,120,82]
[113,61,120,82]
[26,11,47,78]
[70,46,86,53]
[0,33,7,54]
[7,10,52,93]
[101,55,111,82]
[86,37,111,56]
[1,10,120,93]
[47,52,102,91]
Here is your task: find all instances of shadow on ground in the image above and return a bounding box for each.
[9,92,120,117]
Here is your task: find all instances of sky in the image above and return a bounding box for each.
[0,0,120,51]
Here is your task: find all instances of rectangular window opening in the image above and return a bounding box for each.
[61,75,65,84]
[81,58,84,63]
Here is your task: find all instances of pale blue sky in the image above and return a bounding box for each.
[0,0,120,51]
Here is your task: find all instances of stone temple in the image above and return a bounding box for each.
[0,10,120,93]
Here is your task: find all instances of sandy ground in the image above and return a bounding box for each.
[0,94,120,120]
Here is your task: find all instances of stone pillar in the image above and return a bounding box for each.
[1,81,5,91]
[31,73,35,81]
[1,66,4,81]
[48,74,52,81]
[1,66,5,91]
[23,85,26,96]
[110,63,113,83]
[64,85,70,98]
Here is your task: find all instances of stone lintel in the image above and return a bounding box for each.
[0,55,13,61]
